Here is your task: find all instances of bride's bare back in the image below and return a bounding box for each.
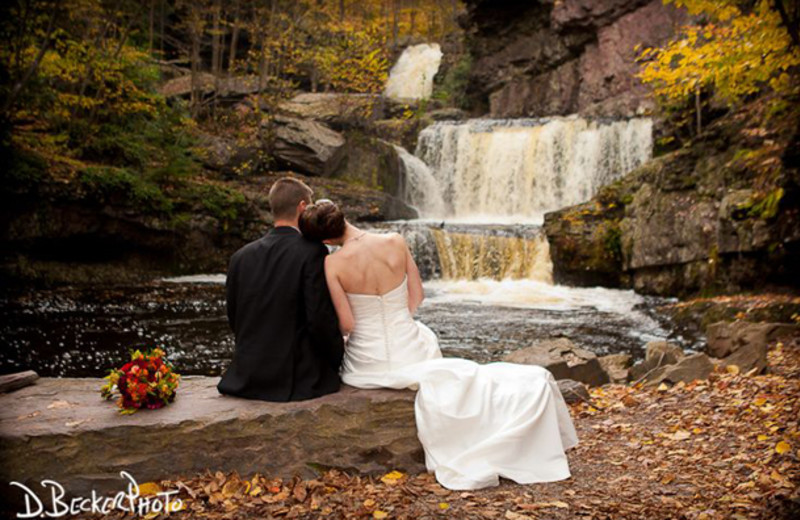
[324,231,424,335]
[331,233,406,294]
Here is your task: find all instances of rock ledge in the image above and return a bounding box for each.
[0,377,422,504]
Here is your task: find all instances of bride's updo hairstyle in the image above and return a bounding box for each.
[299,200,346,241]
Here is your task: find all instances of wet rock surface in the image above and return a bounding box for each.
[0,377,423,505]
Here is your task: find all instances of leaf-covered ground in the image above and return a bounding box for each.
[87,337,799,520]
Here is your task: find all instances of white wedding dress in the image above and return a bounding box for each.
[340,274,579,490]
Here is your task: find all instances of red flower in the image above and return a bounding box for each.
[102,347,179,414]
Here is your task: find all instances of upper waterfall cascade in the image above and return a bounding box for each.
[404,116,653,222]
[384,43,443,101]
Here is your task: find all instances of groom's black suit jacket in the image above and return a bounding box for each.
[217,226,345,401]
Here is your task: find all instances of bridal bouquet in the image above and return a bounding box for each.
[101,347,180,414]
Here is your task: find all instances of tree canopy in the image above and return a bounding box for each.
[636,0,800,138]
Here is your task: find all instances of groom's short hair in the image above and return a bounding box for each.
[268,177,313,219]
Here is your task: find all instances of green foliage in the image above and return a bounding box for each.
[432,54,472,109]
[80,166,173,214]
[738,187,785,220]
[181,182,246,223]
[602,224,623,261]
[6,146,47,188]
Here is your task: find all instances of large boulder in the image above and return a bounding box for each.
[629,341,684,382]
[503,338,610,387]
[557,379,590,404]
[598,353,631,383]
[0,377,422,509]
[195,132,265,176]
[279,93,385,130]
[329,133,406,197]
[706,321,798,358]
[705,321,798,374]
[267,115,346,176]
[159,73,265,99]
[643,353,715,387]
[721,341,768,375]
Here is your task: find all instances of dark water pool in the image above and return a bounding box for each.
[0,278,696,378]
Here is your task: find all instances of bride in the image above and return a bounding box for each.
[299,200,579,490]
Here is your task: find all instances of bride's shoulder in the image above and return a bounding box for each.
[379,231,405,245]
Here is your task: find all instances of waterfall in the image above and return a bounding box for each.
[384,43,443,101]
[412,116,653,222]
[368,222,552,282]
[432,229,552,282]
[394,144,447,218]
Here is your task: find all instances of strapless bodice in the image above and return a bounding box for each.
[340,274,442,387]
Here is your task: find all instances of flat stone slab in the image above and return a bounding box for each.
[0,377,422,505]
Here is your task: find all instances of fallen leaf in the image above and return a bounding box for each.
[672,430,691,441]
[380,470,405,485]
[138,482,162,496]
[775,440,791,454]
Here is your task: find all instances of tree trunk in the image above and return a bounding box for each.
[392,0,399,49]
[773,0,800,48]
[2,6,58,117]
[228,0,240,76]
[211,0,221,113]
[409,0,416,35]
[695,87,702,135]
[149,0,155,54]
[160,0,165,57]
[190,12,202,117]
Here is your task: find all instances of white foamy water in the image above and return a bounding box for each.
[164,273,645,315]
[407,116,652,220]
[384,43,443,101]
[423,278,647,313]
[163,274,226,284]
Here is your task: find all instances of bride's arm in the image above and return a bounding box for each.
[401,235,424,315]
[324,256,355,337]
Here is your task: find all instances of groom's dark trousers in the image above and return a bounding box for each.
[218,226,345,401]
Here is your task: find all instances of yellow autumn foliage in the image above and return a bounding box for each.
[637,0,800,125]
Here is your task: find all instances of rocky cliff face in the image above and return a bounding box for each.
[461,0,687,117]
[544,96,800,297]
[1,167,414,286]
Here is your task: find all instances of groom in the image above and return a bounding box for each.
[217,177,345,401]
